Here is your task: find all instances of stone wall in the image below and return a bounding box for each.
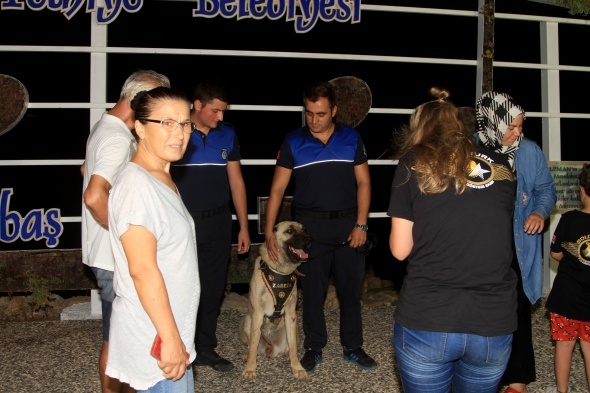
[0,246,263,292]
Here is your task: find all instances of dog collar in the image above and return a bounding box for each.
[259,260,297,324]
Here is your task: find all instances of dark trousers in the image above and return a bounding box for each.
[501,256,536,385]
[295,214,366,350]
[193,211,232,353]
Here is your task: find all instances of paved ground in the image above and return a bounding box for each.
[1,300,588,392]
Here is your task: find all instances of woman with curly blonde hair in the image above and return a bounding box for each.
[388,87,518,393]
[393,87,477,195]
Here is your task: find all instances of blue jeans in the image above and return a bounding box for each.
[137,367,194,393]
[393,322,512,393]
[91,267,115,341]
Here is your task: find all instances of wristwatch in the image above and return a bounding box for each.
[354,223,369,232]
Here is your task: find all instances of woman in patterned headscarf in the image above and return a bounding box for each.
[476,91,525,169]
[477,91,557,393]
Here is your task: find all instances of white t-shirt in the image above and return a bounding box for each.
[81,113,137,271]
[106,162,200,390]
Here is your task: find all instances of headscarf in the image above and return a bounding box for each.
[475,91,525,168]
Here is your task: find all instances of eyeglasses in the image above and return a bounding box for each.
[138,118,195,134]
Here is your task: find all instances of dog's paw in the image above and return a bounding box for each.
[242,369,256,381]
[292,368,309,381]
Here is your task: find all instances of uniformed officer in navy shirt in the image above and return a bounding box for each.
[264,81,377,373]
[172,80,251,372]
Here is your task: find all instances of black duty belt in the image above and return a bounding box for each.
[191,204,229,218]
[293,207,357,219]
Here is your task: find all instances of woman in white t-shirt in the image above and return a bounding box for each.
[107,86,200,392]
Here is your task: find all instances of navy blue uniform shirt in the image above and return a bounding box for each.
[276,123,367,211]
[172,122,241,212]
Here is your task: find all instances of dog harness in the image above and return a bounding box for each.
[259,260,297,324]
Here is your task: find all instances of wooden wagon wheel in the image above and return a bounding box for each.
[0,75,29,137]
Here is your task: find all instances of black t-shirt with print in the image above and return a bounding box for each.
[388,147,518,336]
[546,210,590,321]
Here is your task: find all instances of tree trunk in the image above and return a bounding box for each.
[482,0,495,93]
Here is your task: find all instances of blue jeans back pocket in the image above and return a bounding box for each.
[485,334,512,365]
[398,324,447,362]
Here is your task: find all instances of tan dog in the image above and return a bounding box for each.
[239,221,312,381]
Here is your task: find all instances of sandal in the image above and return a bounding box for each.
[504,388,522,393]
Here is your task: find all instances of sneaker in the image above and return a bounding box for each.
[343,347,378,370]
[300,348,322,372]
[193,350,234,372]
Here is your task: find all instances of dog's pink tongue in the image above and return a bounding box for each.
[294,249,309,259]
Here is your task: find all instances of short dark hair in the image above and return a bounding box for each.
[457,106,476,135]
[303,81,335,108]
[191,79,229,105]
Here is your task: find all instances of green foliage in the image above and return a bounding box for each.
[549,0,590,15]
[481,1,495,23]
[26,276,61,311]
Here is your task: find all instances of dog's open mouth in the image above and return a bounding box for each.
[288,246,309,262]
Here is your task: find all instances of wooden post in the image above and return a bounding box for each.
[481,0,495,94]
